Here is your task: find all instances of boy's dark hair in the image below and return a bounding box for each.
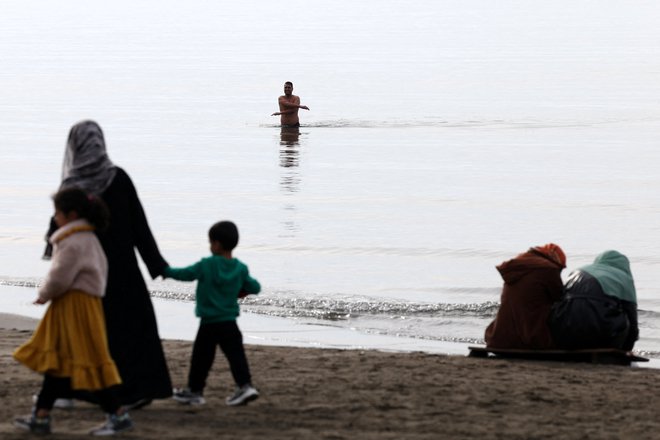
[208,221,239,251]
[53,187,110,232]
[285,81,293,87]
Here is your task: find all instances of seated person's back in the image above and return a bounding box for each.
[485,244,566,349]
[549,250,638,351]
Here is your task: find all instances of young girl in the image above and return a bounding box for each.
[13,187,133,436]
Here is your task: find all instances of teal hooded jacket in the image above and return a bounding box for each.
[165,256,261,324]
[580,250,636,304]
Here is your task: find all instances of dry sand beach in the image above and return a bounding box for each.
[2,313,660,440]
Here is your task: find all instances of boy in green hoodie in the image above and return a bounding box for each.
[164,221,261,406]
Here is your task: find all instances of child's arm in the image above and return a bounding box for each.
[241,273,261,295]
[163,261,202,282]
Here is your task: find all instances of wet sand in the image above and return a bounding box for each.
[2,313,660,439]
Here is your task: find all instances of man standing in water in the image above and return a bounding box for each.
[271,81,310,127]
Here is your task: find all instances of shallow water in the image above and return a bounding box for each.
[2,1,660,356]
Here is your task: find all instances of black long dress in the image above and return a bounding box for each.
[47,167,172,405]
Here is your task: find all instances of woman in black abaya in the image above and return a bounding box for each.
[44,120,172,408]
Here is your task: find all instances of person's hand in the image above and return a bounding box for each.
[271,112,280,116]
[238,291,249,299]
[159,266,169,279]
[33,297,48,305]
[300,105,309,110]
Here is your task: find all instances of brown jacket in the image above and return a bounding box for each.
[484,250,564,349]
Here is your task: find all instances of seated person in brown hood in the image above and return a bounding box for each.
[484,244,566,349]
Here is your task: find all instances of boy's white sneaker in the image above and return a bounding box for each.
[172,387,206,405]
[226,384,259,406]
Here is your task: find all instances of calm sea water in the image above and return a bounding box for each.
[2,1,660,356]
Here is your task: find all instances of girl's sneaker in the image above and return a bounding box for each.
[89,412,133,436]
[14,414,52,435]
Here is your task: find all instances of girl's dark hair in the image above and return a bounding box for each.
[53,187,110,232]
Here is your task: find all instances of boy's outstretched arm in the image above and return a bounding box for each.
[163,262,201,282]
[241,274,261,295]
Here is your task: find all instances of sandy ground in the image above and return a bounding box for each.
[2,313,660,439]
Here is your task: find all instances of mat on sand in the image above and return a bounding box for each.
[468,346,648,366]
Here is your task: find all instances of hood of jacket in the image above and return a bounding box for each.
[50,219,94,244]
[497,248,563,285]
[206,256,244,285]
[580,250,636,303]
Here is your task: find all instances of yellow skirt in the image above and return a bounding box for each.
[13,290,122,391]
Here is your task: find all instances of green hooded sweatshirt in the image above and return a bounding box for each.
[165,256,261,324]
[580,250,636,304]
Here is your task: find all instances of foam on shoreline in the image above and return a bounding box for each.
[0,284,471,355]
